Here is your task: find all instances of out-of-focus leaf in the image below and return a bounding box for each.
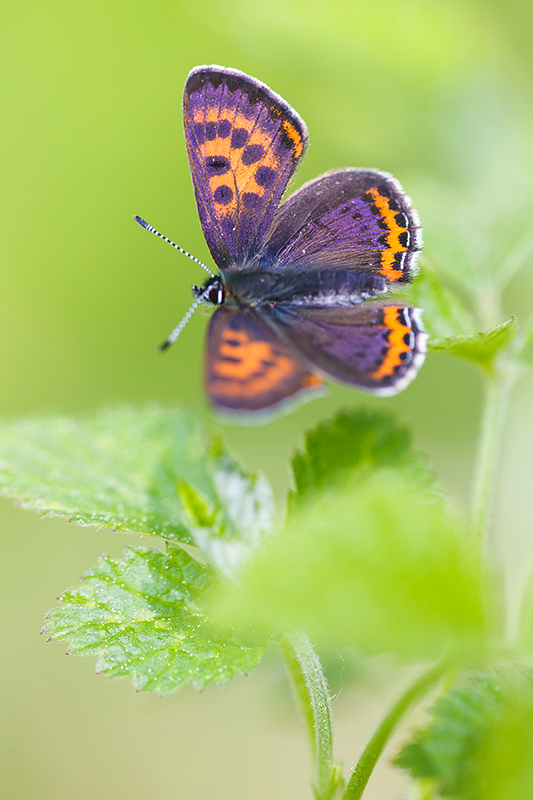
[396,667,533,799]
[406,779,440,800]
[428,318,517,369]
[43,544,266,695]
[220,471,487,662]
[413,75,533,297]
[516,317,533,365]
[290,408,438,509]
[408,265,476,341]
[418,182,533,295]
[0,405,275,578]
[516,562,533,651]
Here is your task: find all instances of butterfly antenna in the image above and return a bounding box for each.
[158,288,211,353]
[134,215,214,277]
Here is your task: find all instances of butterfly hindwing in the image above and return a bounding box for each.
[261,302,428,395]
[183,66,308,271]
[263,168,422,284]
[205,306,323,413]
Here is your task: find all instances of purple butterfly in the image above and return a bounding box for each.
[135,65,427,417]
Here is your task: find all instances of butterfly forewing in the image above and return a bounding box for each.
[183,66,308,271]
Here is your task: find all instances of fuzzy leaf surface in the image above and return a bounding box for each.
[0,405,274,577]
[43,544,265,695]
[396,667,533,799]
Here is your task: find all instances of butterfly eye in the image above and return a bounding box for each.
[208,285,224,305]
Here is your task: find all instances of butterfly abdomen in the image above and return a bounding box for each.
[284,269,387,306]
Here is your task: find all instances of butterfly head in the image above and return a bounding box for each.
[193,275,225,307]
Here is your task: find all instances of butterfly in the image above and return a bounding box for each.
[135,65,427,417]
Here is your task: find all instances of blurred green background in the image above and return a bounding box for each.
[2,1,533,797]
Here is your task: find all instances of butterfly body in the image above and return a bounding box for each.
[203,266,387,308]
[146,65,428,416]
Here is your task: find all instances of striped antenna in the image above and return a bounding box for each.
[158,288,211,353]
[134,215,214,277]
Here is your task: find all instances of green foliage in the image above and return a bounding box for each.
[396,667,533,799]
[415,170,533,297]
[408,265,476,341]
[4,0,533,794]
[0,405,274,577]
[406,267,518,370]
[43,544,266,695]
[516,563,533,651]
[516,317,533,365]
[220,411,487,661]
[428,318,518,370]
[290,408,437,508]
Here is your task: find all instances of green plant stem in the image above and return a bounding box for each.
[469,365,514,552]
[281,631,341,800]
[341,661,447,800]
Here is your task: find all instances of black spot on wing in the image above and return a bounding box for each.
[218,119,232,137]
[242,192,260,209]
[255,166,276,187]
[193,123,205,144]
[242,144,264,165]
[214,185,233,204]
[205,122,217,140]
[205,155,231,175]
[231,128,248,148]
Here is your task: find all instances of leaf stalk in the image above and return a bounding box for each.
[469,363,515,555]
[341,661,447,800]
[281,632,342,800]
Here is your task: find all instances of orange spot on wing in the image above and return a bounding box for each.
[367,188,407,281]
[371,306,412,379]
[211,328,298,398]
[192,109,285,220]
[281,120,304,159]
[302,374,323,388]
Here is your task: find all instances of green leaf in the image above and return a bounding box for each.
[290,408,438,508]
[226,475,486,660]
[406,779,440,800]
[396,666,533,799]
[428,317,518,369]
[0,404,275,577]
[43,544,266,695]
[408,264,476,341]
[219,413,487,661]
